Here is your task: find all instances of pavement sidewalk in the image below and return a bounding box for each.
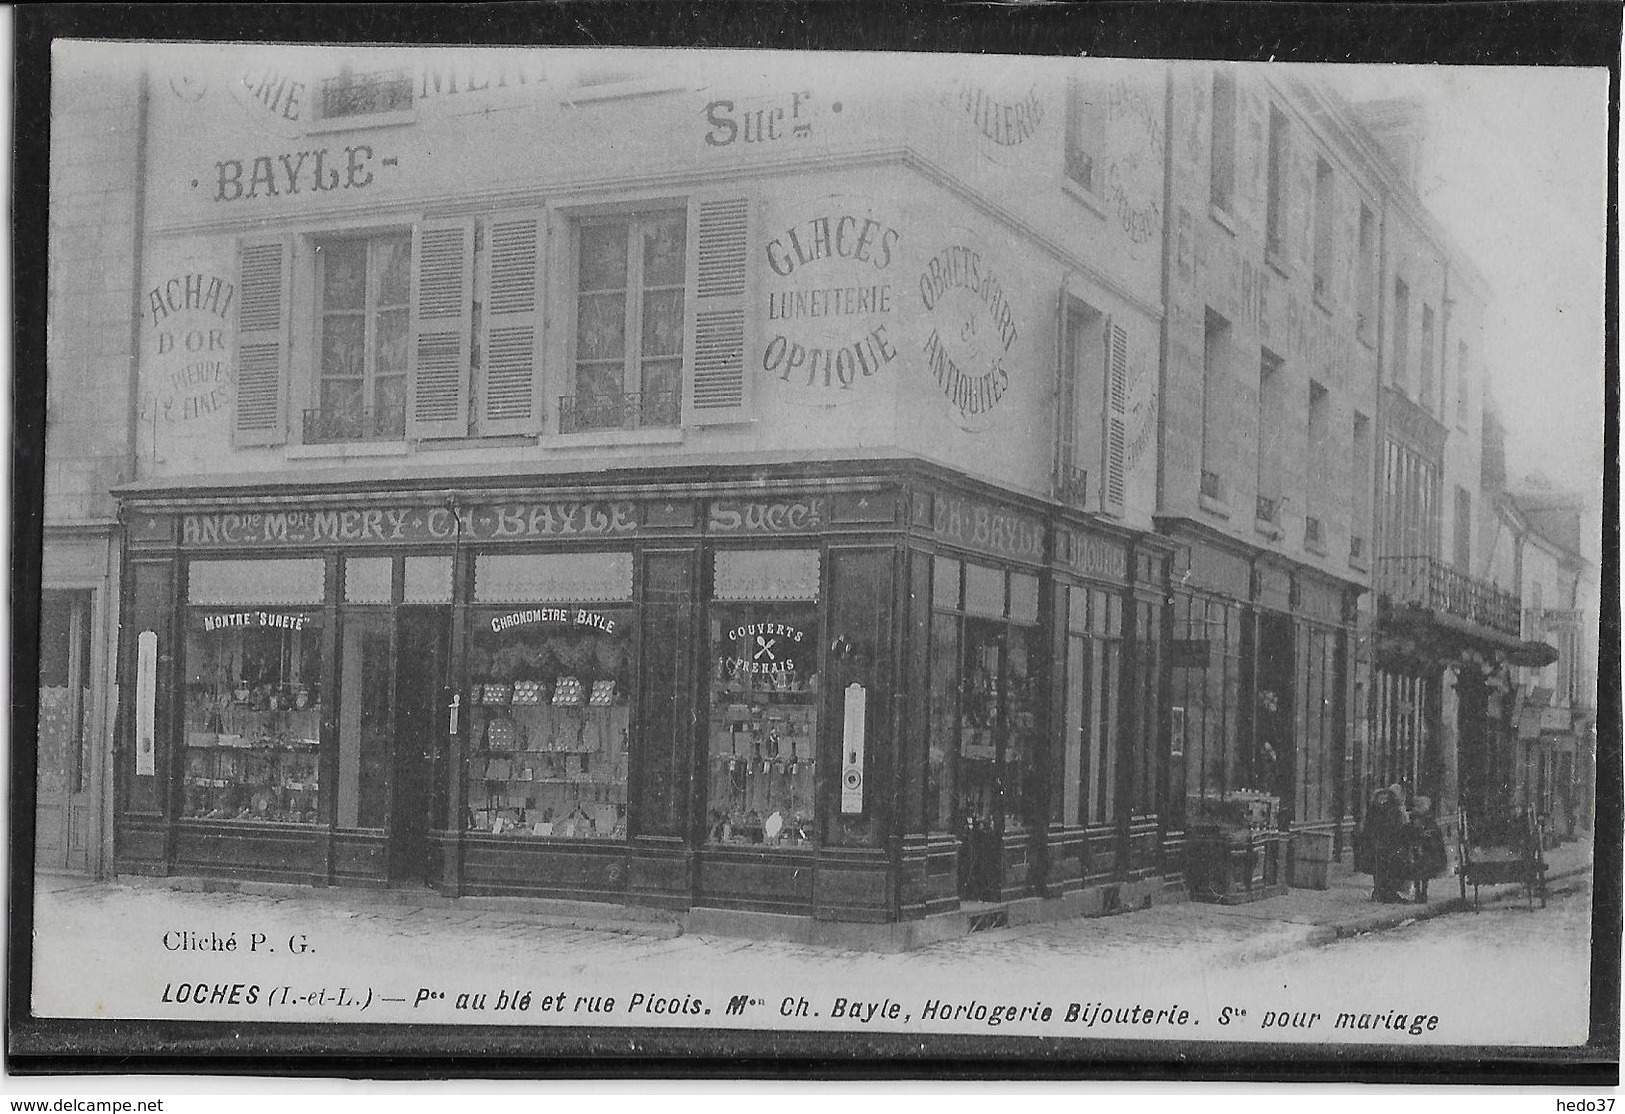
[30,835,1593,967]
[1199,834,1595,965]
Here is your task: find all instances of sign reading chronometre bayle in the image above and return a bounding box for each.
[907,227,1024,434]
[760,193,903,407]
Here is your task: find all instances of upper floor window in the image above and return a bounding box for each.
[318,64,414,121]
[233,195,754,449]
[309,233,411,443]
[1065,78,1108,196]
[1312,158,1334,301]
[1210,69,1237,214]
[1455,339,1470,428]
[1356,203,1377,342]
[566,212,687,433]
[1392,278,1410,393]
[1264,105,1288,256]
[1419,303,1436,412]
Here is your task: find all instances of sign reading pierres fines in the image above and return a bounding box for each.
[930,493,1044,562]
[180,502,638,546]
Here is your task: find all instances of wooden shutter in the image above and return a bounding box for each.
[234,236,292,446]
[1053,284,1075,494]
[478,209,546,436]
[408,217,474,440]
[1101,318,1128,515]
[684,193,755,426]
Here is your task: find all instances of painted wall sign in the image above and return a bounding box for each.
[489,608,618,634]
[914,241,1020,429]
[930,493,1045,563]
[142,271,237,426]
[209,145,399,203]
[180,501,638,547]
[944,78,1046,148]
[708,497,827,535]
[760,198,903,405]
[200,611,311,632]
[703,89,836,147]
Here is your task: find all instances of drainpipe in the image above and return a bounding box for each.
[1154,64,1175,516]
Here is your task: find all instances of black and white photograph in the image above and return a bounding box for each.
[8,3,1618,1086]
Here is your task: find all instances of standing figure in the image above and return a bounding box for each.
[1404,794,1448,903]
[1362,785,1410,903]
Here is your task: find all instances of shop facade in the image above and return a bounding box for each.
[115,461,1178,926]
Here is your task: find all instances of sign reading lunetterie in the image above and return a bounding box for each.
[929,493,1045,563]
[179,501,639,547]
[761,196,902,406]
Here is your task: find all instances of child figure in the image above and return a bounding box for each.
[1405,794,1448,904]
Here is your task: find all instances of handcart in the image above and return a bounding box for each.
[1457,806,1547,910]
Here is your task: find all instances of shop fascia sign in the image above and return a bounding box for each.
[178,500,638,547]
[200,611,311,632]
[489,608,617,634]
[928,491,1045,563]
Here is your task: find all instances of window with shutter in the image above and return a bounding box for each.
[1102,320,1128,514]
[564,210,687,433]
[408,218,474,440]
[307,231,411,443]
[685,193,755,425]
[479,210,546,436]
[234,237,292,446]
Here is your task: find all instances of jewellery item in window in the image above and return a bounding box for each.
[553,676,584,706]
[589,679,616,707]
[511,680,544,705]
[485,718,517,751]
[483,683,512,706]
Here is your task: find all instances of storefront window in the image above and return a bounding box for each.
[465,605,632,838]
[705,603,820,848]
[181,610,325,822]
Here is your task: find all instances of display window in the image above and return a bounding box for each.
[181,609,326,822]
[927,558,1043,836]
[706,548,821,849]
[705,604,820,847]
[465,605,633,838]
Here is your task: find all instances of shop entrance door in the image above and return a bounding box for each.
[1254,613,1296,825]
[389,606,450,884]
[957,620,1006,902]
[36,591,95,873]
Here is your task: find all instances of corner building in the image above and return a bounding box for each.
[110,47,1181,934]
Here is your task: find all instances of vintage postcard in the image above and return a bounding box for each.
[13,9,1615,1078]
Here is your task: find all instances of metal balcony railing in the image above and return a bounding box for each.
[1054,465,1089,509]
[558,390,680,434]
[302,405,406,444]
[1375,555,1523,639]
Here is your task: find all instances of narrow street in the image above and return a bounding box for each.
[30,868,1594,1048]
